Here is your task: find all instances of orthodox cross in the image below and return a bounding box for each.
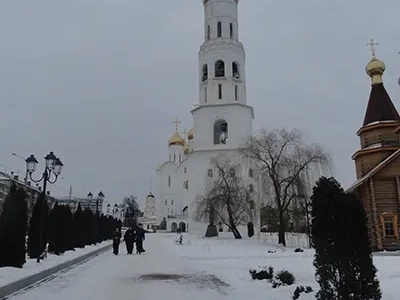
[181,128,188,140]
[149,179,152,192]
[367,39,378,57]
[172,118,181,131]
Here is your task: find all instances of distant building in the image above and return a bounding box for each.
[138,192,157,230]
[56,196,105,215]
[0,171,57,217]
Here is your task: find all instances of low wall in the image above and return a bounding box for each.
[0,242,113,298]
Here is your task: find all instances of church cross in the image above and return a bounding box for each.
[172,118,181,131]
[367,39,378,57]
[181,128,188,140]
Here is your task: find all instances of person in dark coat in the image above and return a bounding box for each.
[112,228,121,255]
[135,224,146,254]
[124,227,135,254]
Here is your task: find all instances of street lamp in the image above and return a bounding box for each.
[26,151,64,263]
[61,176,72,202]
[95,191,105,243]
[87,192,93,211]
[113,204,118,218]
[107,203,111,215]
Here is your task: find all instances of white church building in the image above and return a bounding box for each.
[154,0,258,235]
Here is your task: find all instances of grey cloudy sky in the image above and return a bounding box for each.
[1,0,399,208]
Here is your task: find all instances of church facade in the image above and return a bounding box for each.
[347,44,400,251]
[154,0,258,234]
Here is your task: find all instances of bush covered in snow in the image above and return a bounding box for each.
[249,267,296,289]
[292,285,313,299]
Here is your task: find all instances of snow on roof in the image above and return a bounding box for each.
[346,148,400,192]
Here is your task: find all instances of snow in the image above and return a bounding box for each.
[6,233,400,300]
[0,241,111,288]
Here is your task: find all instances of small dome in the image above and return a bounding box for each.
[188,128,194,140]
[366,57,386,77]
[168,131,185,146]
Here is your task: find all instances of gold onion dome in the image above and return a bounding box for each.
[188,128,194,140]
[168,131,185,146]
[366,57,386,78]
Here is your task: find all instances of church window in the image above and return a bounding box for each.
[202,64,208,82]
[230,23,233,38]
[184,167,187,173]
[169,154,171,161]
[249,184,254,193]
[234,85,238,101]
[174,153,176,162]
[168,176,171,187]
[165,200,167,205]
[249,168,254,177]
[218,84,222,100]
[204,87,207,103]
[380,213,398,238]
[208,169,213,177]
[250,201,255,210]
[217,21,222,37]
[215,60,225,77]
[232,62,239,79]
[207,25,211,39]
[172,200,174,205]
[179,154,181,163]
[213,119,228,144]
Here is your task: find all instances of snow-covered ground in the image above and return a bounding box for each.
[6,233,399,300]
[0,241,111,288]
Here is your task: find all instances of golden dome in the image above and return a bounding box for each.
[366,57,386,77]
[168,131,185,146]
[188,128,194,140]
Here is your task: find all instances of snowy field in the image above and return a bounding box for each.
[0,241,111,288]
[5,232,399,300]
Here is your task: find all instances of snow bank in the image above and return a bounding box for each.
[0,241,112,288]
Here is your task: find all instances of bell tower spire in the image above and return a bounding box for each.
[191,0,253,151]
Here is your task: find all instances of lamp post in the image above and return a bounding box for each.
[87,192,93,212]
[113,204,118,218]
[12,153,28,189]
[61,176,72,202]
[96,191,105,243]
[26,152,64,263]
[107,203,111,215]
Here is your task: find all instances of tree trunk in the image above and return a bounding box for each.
[227,204,242,239]
[278,210,286,246]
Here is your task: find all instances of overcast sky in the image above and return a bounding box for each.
[1,0,399,209]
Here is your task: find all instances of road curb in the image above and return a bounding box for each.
[0,242,113,299]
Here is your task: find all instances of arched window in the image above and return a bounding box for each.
[207,25,211,39]
[234,85,238,101]
[208,169,213,177]
[204,87,208,103]
[168,176,171,187]
[217,21,222,37]
[230,23,233,38]
[174,153,176,162]
[179,154,181,163]
[215,60,225,77]
[249,184,254,193]
[214,119,228,144]
[218,84,222,100]
[202,64,208,82]
[184,167,187,173]
[249,168,254,177]
[232,62,239,79]
[250,201,255,210]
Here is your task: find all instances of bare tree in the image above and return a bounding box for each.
[242,128,332,246]
[194,154,253,239]
[122,195,141,229]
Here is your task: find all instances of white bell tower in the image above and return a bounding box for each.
[191,0,254,151]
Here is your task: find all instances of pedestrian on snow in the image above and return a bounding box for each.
[112,228,121,255]
[135,223,146,254]
[124,227,136,254]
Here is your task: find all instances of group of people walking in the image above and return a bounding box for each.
[112,223,146,255]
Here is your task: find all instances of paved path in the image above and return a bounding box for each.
[8,234,231,300]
